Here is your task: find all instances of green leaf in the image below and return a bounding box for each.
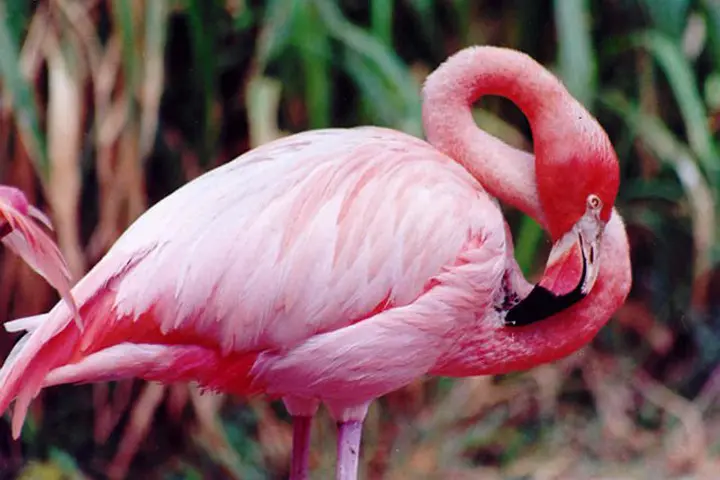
[343,49,403,127]
[451,0,471,42]
[638,0,692,39]
[514,0,549,56]
[706,72,720,110]
[515,215,544,275]
[186,0,222,163]
[633,31,720,185]
[113,0,139,100]
[622,178,685,203]
[405,0,438,49]
[48,448,85,479]
[255,0,299,70]
[701,0,720,69]
[314,0,422,135]
[233,3,256,32]
[0,1,48,179]
[600,90,716,274]
[4,0,29,42]
[370,0,393,47]
[293,3,331,129]
[553,0,597,108]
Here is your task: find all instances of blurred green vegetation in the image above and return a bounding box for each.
[1,0,720,478]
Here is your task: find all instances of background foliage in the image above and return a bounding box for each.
[1,0,719,478]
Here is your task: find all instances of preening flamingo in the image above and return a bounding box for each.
[0,46,631,479]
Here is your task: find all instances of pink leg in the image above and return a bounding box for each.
[290,416,312,480]
[336,420,363,480]
[283,397,319,480]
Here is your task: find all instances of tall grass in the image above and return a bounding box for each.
[1,0,719,478]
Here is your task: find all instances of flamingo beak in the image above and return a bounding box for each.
[504,196,605,327]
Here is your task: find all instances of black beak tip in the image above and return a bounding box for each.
[504,285,586,328]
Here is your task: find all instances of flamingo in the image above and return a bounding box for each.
[0,46,631,479]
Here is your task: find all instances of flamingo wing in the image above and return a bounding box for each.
[0,127,506,431]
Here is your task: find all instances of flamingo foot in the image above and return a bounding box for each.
[335,420,363,480]
[290,415,312,480]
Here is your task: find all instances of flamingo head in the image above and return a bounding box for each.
[505,117,621,327]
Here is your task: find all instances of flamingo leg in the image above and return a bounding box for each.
[335,420,363,480]
[283,397,319,479]
[290,415,313,480]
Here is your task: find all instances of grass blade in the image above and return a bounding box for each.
[315,0,422,135]
[255,0,299,70]
[515,217,544,276]
[553,0,597,108]
[633,31,720,185]
[701,0,720,68]
[601,90,715,275]
[4,0,29,43]
[370,0,393,47]
[638,0,692,40]
[186,0,221,164]
[0,1,48,179]
[293,2,331,129]
[112,0,139,104]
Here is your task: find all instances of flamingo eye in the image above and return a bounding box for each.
[587,194,602,210]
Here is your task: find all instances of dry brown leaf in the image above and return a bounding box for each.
[614,300,674,355]
[632,372,707,474]
[117,124,147,225]
[44,29,86,279]
[385,444,439,479]
[93,379,134,443]
[246,75,287,148]
[422,376,519,431]
[17,4,48,94]
[107,382,166,480]
[167,382,190,420]
[190,386,245,479]
[583,354,640,452]
[504,447,576,480]
[87,35,126,260]
[251,399,293,471]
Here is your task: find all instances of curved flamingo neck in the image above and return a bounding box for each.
[422,46,571,229]
[421,46,632,375]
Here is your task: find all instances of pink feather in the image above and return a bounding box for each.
[0,186,79,327]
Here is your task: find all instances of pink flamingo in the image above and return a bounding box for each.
[0,46,631,479]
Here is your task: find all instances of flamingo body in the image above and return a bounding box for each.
[0,126,507,415]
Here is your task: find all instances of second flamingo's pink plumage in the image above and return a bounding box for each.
[0,46,631,479]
